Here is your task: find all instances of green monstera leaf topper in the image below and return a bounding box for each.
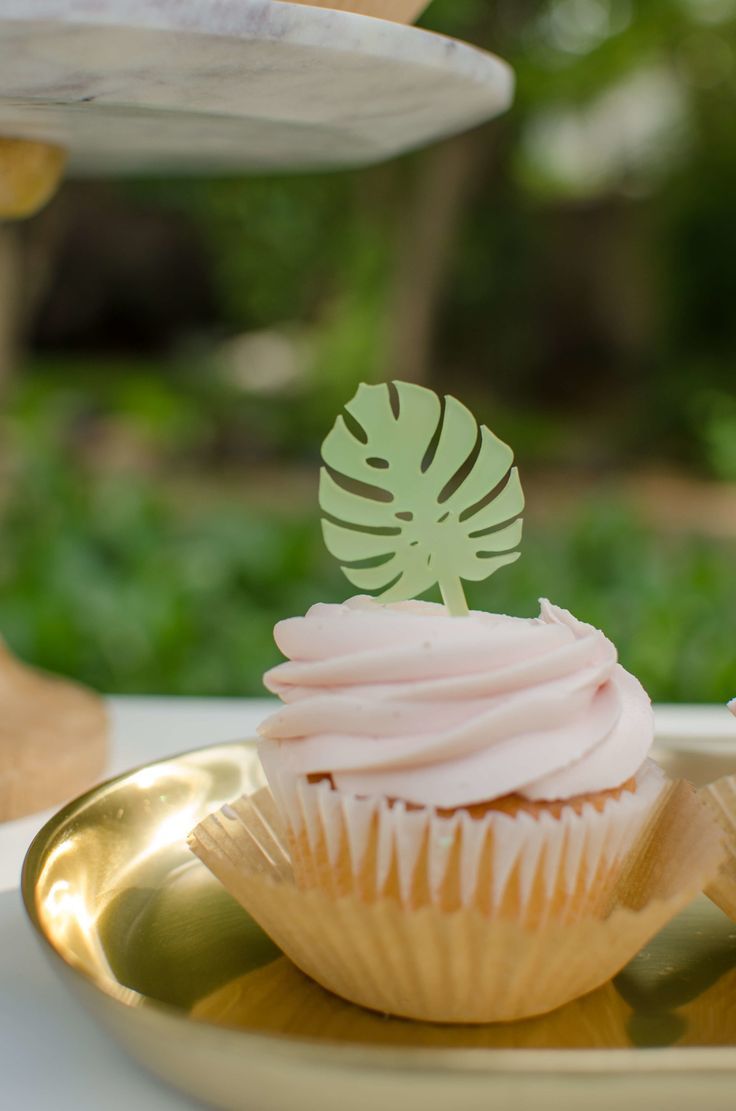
[319,381,524,616]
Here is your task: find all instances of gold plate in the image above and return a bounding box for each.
[21,741,736,1111]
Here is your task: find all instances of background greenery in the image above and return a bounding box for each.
[1,0,735,702]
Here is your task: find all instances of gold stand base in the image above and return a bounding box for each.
[0,138,66,220]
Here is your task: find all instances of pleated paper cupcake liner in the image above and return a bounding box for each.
[699,774,736,919]
[189,776,724,1023]
[260,757,668,926]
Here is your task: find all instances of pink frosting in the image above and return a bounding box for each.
[258,596,654,808]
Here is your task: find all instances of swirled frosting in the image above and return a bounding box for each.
[257,596,654,808]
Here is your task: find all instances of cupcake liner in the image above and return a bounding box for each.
[260,759,668,926]
[699,774,736,919]
[189,776,724,1024]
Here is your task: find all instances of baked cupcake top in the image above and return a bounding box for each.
[258,595,654,808]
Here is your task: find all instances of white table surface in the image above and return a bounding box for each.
[1,697,734,1109]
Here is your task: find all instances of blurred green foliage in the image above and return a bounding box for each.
[0,376,330,694]
[1,374,734,701]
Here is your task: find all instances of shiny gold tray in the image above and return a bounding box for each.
[21,740,736,1111]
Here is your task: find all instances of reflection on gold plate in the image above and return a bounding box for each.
[21,742,736,1111]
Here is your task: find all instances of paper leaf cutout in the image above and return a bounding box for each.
[319,381,524,615]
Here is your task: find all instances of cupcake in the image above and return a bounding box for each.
[258,596,665,927]
[190,381,724,1023]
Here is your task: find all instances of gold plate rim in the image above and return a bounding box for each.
[20,740,736,1079]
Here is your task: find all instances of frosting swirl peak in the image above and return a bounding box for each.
[258,597,654,808]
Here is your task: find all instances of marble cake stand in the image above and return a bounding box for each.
[0,0,513,213]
